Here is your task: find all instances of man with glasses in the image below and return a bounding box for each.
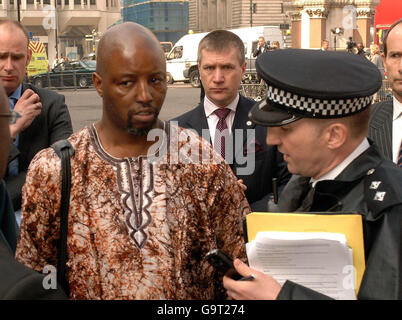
[0,20,73,224]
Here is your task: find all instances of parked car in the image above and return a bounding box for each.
[29,60,96,89]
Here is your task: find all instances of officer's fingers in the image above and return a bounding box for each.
[225,289,241,300]
[237,179,247,191]
[223,274,253,300]
[233,259,253,277]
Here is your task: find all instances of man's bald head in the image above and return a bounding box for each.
[96,22,165,76]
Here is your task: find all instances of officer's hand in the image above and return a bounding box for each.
[237,179,247,191]
[10,89,42,138]
[223,259,282,300]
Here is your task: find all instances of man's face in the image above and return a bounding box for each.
[266,118,329,179]
[94,43,167,136]
[199,47,246,108]
[357,43,363,51]
[0,82,10,179]
[383,24,402,102]
[0,25,31,96]
[258,38,265,47]
[322,42,329,50]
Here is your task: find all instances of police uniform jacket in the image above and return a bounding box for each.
[275,141,402,300]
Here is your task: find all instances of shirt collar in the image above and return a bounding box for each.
[8,84,23,106]
[392,96,402,121]
[204,93,239,118]
[311,138,370,187]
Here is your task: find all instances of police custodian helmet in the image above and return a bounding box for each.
[249,49,382,127]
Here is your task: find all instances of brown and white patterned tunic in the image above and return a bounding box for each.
[16,123,250,300]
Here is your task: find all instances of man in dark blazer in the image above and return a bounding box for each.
[253,36,269,58]
[0,81,67,300]
[172,30,290,210]
[369,99,394,160]
[0,20,73,215]
[369,18,402,166]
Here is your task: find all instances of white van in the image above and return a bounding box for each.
[166,26,283,87]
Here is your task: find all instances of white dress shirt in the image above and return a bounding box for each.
[392,96,402,164]
[311,138,370,187]
[204,94,239,148]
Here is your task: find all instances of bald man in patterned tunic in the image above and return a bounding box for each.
[16,22,250,299]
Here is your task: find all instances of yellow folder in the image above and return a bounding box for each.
[245,212,366,294]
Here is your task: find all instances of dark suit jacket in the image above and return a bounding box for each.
[0,240,67,300]
[172,95,290,210]
[253,45,269,58]
[0,181,18,254]
[5,83,73,210]
[369,99,393,161]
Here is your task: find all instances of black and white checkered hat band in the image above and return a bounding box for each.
[266,85,373,117]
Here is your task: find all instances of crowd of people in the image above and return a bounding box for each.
[0,17,401,300]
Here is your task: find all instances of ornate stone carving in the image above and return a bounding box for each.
[305,8,329,18]
[289,11,302,21]
[356,8,375,18]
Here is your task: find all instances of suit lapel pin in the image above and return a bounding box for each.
[374,191,386,201]
[366,168,375,175]
[369,181,381,190]
[246,121,253,127]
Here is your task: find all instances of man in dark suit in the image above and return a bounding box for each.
[0,80,67,300]
[253,36,269,58]
[369,18,402,166]
[173,30,290,210]
[0,20,73,220]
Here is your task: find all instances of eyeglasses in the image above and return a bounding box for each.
[0,110,21,124]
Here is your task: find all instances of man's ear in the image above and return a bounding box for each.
[25,48,32,68]
[326,122,347,150]
[241,61,247,77]
[92,72,103,97]
[382,55,387,75]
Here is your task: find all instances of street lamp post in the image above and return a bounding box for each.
[331,27,344,51]
[17,0,21,22]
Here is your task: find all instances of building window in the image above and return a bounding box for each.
[27,0,34,4]
[106,0,108,7]
[90,0,95,5]
[44,0,50,4]
[74,0,80,4]
[65,0,69,6]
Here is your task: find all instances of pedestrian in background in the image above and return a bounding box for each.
[0,20,72,225]
[369,18,402,166]
[173,30,290,210]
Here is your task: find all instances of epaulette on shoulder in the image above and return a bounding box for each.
[364,161,402,218]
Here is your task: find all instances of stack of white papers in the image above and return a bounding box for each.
[246,231,356,300]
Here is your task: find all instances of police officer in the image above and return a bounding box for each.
[223,49,402,300]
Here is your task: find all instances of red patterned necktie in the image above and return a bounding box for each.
[398,140,402,168]
[214,108,231,159]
